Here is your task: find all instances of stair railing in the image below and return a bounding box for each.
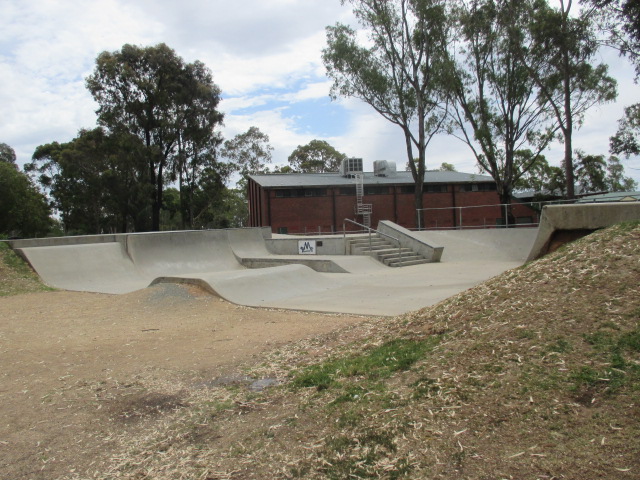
[343,219,402,264]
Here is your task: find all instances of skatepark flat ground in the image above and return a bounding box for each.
[13,227,537,316]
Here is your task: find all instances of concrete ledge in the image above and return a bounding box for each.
[527,202,640,261]
[377,220,444,262]
[265,236,345,255]
[240,257,348,273]
[8,234,124,248]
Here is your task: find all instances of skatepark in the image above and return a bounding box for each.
[7,203,640,316]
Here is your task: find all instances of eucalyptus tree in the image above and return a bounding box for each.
[323,0,451,226]
[27,128,149,234]
[86,43,224,231]
[581,0,640,184]
[0,158,52,238]
[611,103,640,158]
[586,0,640,76]
[220,126,273,196]
[446,0,556,223]
[171,61,225,229]
[523,0,617,198]
[0,143,17,166]
[287,140,348,173]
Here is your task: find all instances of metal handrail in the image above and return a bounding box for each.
[343,218,403,264]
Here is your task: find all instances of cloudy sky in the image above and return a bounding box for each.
[2,0,639,184]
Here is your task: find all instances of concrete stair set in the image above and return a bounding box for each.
[347,234,430,267]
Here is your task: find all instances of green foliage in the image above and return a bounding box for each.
[26,128,150,234]
[574,151,638,193]
[438,162,456,172]
[588,0,640,78]
[287,140,347,173]
[525,0,617,198]
[446,0,556,221]
[0,143,17,166]
[575,150,608,193]
[611,102,640,159]
[86,43,224,231]
[573,324,640,393]
[323,0,451,221]
[220,126,273,195]
[0,161,52,238]
[0,242,53,295]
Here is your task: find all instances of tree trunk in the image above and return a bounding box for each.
[403,128,424,229]
[564,129,574,199]
[153,160,164,232]
[498,188,515,227]
[562,5,575,200]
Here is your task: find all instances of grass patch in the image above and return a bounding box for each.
[311,429,412,480]
[291,337,440,391]
[0,241,52,296]
[573,324,640,393]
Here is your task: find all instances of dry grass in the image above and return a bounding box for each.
[46,221,639,480]
[4,223,639,479]
[0,241,52,296]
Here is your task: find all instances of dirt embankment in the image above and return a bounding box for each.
[0,284,368,479]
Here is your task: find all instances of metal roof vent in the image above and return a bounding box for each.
[341,157,363,177]
[373,160,396,177]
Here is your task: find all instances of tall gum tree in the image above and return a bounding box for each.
[323,0,451,228]
[523,0,617,199]
[446,0,557,224]
[86,43,223,231]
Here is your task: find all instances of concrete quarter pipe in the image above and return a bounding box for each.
[8,204,638,315]
[9,226,538,316]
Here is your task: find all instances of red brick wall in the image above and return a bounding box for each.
[249,182,539,233]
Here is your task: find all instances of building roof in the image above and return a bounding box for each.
[249,170,494,188]
[576,191,640,203]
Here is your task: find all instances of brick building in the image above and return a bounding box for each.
[248,162,537,234]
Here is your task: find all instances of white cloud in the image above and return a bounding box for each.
[1,0,638,188]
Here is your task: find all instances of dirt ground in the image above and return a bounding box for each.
[0,284,368,480]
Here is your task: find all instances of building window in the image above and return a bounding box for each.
[424,184,448,193]
[304,188,327,197]
[400,186,414,194]
[364,186,389,195]
[461,183,497,192]
[277,227,288,234]
[339,187,356,195]
[275,188,327,198]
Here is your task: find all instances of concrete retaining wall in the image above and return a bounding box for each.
[265,236,345,255]
[377,220,444,262]
[527,202,640,261]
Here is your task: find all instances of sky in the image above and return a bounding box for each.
[1,0,639,185]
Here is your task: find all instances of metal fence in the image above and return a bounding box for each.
[416,194,638,230]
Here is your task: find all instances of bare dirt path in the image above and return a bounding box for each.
[0,284,368,479]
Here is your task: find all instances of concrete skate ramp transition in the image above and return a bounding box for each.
[10,203,636,315]
[10,225,540,316]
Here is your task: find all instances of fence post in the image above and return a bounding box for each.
[504,203,508,228]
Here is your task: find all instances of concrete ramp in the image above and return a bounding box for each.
[415,228,537,263]
[10,225,540,316]
[17,242,150,294]
[153,264,343,307]
[127,230,243,276]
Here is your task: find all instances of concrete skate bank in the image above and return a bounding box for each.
[7,203,638,316]
[6,225,529,316]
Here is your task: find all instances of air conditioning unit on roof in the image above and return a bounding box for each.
[341,157,363,177]
[373,160,396,177]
